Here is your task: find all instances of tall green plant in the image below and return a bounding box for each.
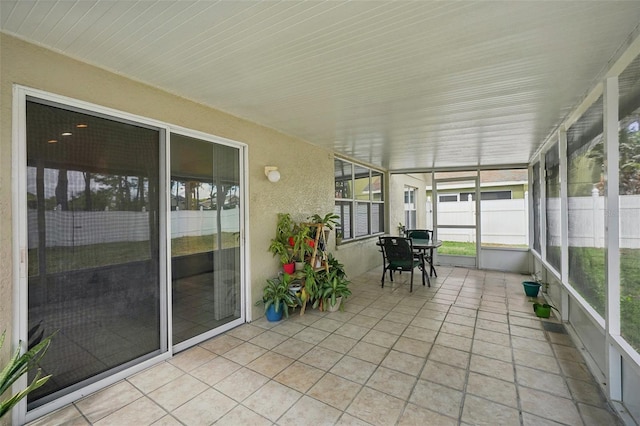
[309,213,340,230]
[0,330,54,419]
[291,224,312,262]
[326,253,347,278]
[268,240,294,265]
[268,213,296,265]
[255,274,299,318]
[274,213,295,243]
[319,268,351,310]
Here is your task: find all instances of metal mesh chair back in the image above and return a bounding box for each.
[378,236,427,292]
[405,229,432,240]
[380,237,415,271]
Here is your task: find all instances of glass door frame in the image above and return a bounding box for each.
[432,174,481,268]
[13,86,171,424]
[168,126,247,353]
[12,85,249,424]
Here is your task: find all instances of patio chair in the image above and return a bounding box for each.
[378,236,425,292]
[405,229,433,240]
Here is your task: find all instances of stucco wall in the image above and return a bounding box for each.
[0,33,340,364]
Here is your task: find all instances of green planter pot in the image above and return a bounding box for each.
[533,303,556,318]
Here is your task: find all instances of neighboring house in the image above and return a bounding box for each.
[426,169,529,202]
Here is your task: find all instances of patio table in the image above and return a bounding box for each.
[409,238,442,279]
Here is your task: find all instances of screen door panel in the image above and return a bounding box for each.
[26,100,162,408]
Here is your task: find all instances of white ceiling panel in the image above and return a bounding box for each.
[2,0,639,171]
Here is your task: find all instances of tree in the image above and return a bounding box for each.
[54,169,68,210]
[587,121,640,195]
[618,125,640,195]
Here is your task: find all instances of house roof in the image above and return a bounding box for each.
[2,1,640,171]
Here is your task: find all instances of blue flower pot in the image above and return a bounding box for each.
[265,303,284,322]
[522,281,541,297]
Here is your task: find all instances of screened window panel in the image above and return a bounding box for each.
[355,202,370,237]
[532,163,541,254]
[371,170,384,201]
[545,144,562,274]
[566,96,605,316]
[334,201,352,239]
[618,54,640,352]
[372,203,384,234]
[437,180,476,227]
[479,169,528,248]
[354,165,370,201]
[334,159,384,241]
[334,159,352,199]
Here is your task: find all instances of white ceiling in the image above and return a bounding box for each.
[2,1,640,171]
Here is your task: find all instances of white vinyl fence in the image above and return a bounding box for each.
[431,193,640,248]
[429,197,529,245]
[547,193,640,249]
[28,208,240,248]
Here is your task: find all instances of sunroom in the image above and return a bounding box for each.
[1,2,640,425]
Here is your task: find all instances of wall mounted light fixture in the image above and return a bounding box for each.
[264,166,280,183]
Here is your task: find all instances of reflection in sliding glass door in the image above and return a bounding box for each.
[25,99,164,409]
[170,134,241,346]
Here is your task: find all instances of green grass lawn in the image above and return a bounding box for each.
[29,233,239,275]
[568,247,640,351]
[28,241,151,276]
[437,241,528,256]
[438,241,476,256]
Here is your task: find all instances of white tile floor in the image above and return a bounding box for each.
[28,266,623,425]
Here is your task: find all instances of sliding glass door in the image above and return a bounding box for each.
[170,134,242,347]
[20,91,246,416]
[25,98,165,408]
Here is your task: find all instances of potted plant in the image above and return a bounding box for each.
[532,303,558,319]
[319,268,351,312]
[268,213,296,273]
[522,273,547,297]
[255,274,299,322]
[522,280,541,297]
[291,223,313,271]
[268,239,295,274]
[326,253,347,279]
[298,263,319,315]
[309,213,340,248]
[309,212,340,231]
[398,222,406,236]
